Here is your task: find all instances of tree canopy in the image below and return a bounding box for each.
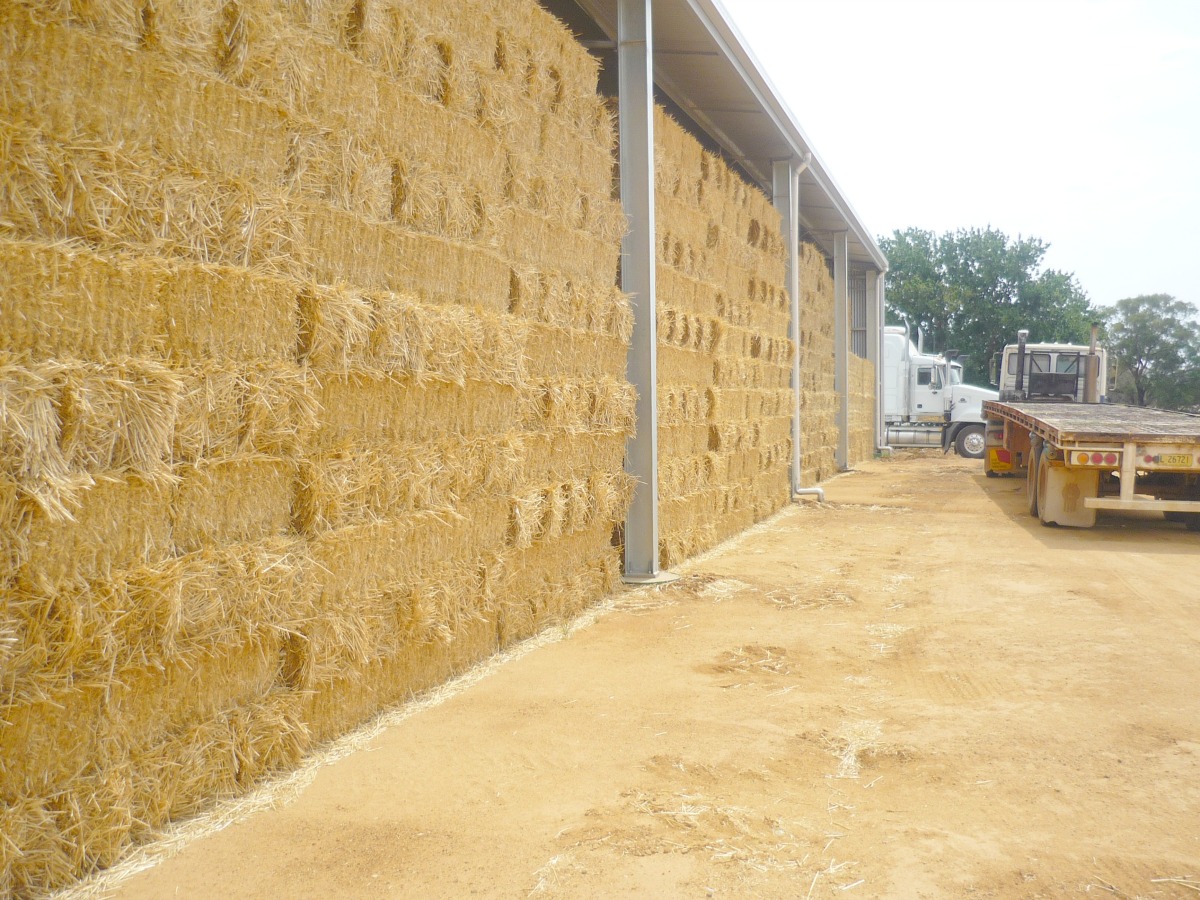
[1104,294,1200,409]
[879,227,1097,385]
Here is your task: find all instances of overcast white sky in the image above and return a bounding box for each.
[722,0,1200,309]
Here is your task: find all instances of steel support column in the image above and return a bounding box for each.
[834,231,850,470]
[865,267,881,453]
[875,269,890,453]
[618,0,662,580]
[772,159,802,494]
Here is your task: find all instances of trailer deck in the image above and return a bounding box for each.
[982,400,1200,446]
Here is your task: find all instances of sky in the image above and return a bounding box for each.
[722,0,1200,309]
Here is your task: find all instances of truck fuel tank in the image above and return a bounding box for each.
[886,426,945,448]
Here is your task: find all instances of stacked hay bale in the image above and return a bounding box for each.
[652,110,793,566]
[848,355,877,465]
[0,0,632,892]
[798,242,838,486]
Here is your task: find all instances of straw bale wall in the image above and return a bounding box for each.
[798,242,838,487]
[652,110,793,566]
[848,355,876,467]
[0,0,633,892]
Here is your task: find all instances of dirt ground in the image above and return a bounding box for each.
[93,452,1200,899]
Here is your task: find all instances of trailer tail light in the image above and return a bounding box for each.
[1075,452,1119,467]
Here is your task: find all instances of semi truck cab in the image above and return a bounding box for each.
[989,329,1108,403]
[883,325,997,458]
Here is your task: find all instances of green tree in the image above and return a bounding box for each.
[880,227,1096,384]
[1104,294,1200,409]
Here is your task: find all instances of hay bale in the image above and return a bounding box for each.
[519,430,624,484]
[172,456,296,552]
[300,284,526,385]
[0,681,111,801]
[294,437,495,533]
[0,10,292,186]
[0,794,69,896]
[128,689,309,829]
[18,475,173,593]
[55,358,181,483]
[4,536,304,716]
[506,269,631,338]
[525,377,635,435]
[522,324,626,380]
[296,203,512,308]
[0,119,297,270]
[286,126,392,219]
[0,242,300,365]
[0,358,93,521]
[110,639,284,751]
[313,373,522,448]
[0,764,134,895]
[161,263,302,364]
[174,362,317,462]
[305,500,509,605]
[0,240,165,360]
[658,345,716,388]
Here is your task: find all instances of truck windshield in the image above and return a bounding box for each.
[1008,352,1051,374]
[1055,355,1080,374]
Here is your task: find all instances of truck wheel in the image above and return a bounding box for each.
[955,425,986,459]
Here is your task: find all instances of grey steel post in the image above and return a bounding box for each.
[772,159,802,494]
[875,269,890,453]
[865,268,881,452]
[834,231,850,469]
[618,0,663,580]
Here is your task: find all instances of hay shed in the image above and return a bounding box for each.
[1,0,886,893]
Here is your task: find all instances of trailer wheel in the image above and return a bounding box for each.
[1036,449,1058,527]
[1027,438,1043,517]
[955,425,986,459]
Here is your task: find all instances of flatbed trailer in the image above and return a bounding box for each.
[982,399,1200,528]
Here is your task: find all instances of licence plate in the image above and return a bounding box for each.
[1160,453,1193,466]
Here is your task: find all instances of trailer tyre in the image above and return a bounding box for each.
[955,425,986,459]
[1036,449,1058,527]
[1027,438,1043,517]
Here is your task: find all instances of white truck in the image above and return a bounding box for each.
[983,328,1200,528]
[987,329,1108,404]
[883,325,997,459]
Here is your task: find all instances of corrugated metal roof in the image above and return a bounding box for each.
[543,0,887,273]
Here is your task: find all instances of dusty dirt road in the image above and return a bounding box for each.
[100,453,1200,898]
